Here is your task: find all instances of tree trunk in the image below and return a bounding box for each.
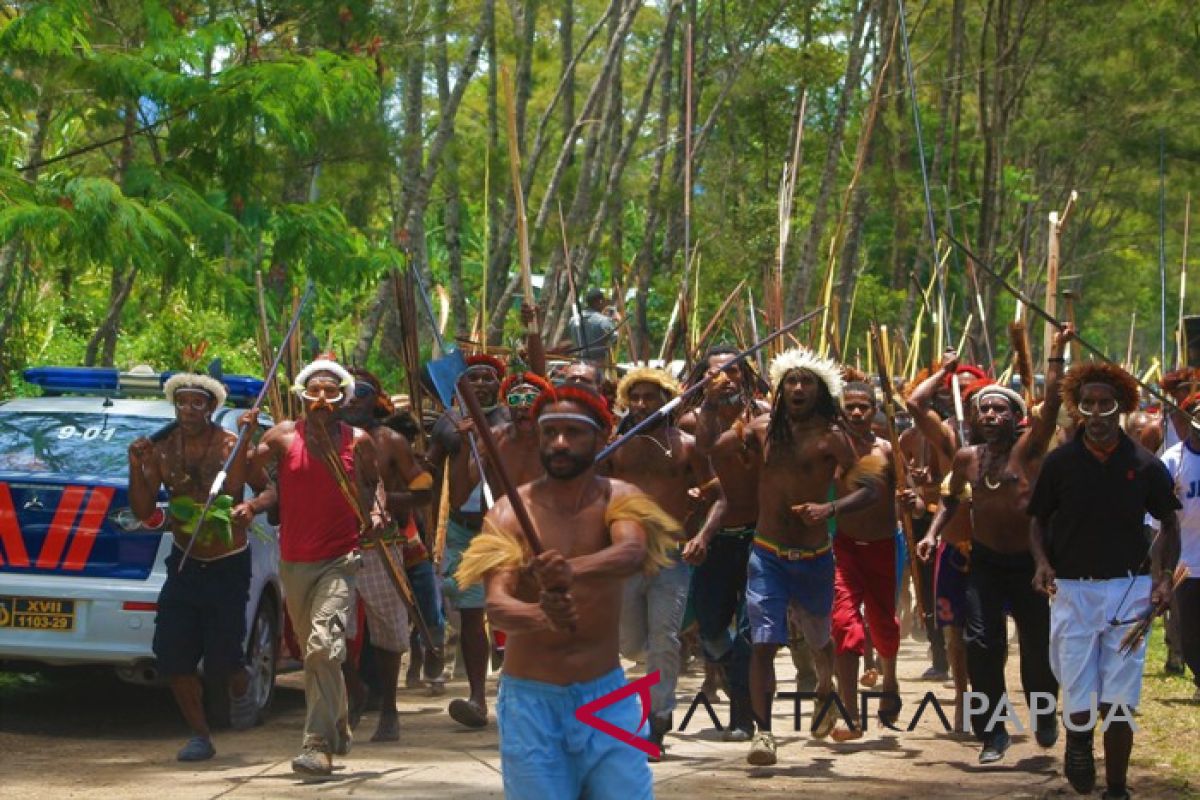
[561,0,575,163]
[0,97,51,356]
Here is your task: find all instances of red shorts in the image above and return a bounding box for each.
[831,534,900,658]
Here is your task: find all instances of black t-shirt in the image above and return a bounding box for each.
[1026,432,1180,579]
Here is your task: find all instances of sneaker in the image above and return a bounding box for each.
[176,736,215,762]
[747,731,777,766]
[291,746,332,777]
[978,729,1011,764]
[1164,658,1185,675]
[1064,731,1096,794]
[370,711,400,742]
[646,712,672,762]
[448,698,489,728]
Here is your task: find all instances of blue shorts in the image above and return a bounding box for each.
[440,517,485,610]
[746,545,835,647]
[934,541,970,629]
[497,667,653,800]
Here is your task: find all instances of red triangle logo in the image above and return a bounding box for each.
[575,670,661,759]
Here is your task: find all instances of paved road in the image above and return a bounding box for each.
[0,630,1178,799]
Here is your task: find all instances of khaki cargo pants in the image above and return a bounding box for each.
[280,551,360,754]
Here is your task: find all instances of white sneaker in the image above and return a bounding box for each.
[747,731,777,765]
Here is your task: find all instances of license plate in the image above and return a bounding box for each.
[0,597,76,632]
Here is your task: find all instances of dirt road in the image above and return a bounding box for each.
[0,631,1182,799]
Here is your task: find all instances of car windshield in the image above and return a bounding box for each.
[0,411,172,477]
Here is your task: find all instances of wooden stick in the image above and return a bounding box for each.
[501,64,537,331]
[692,277,748,358]
[1177,192,1191,368]
[1126,311,1137,370]
[871,322,925,621]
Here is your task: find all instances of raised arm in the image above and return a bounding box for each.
[127,437,164,520]
[521,303,547,377]
[1017,324,1073,461]
[905,352,960,464]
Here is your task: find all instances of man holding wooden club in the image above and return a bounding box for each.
[453,383,672,799]
[245,359,387,777]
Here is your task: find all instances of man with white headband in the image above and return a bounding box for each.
[128,373,272,762]
[425,352,509,729]
[246,358,388,776]
[451,383,674,799]
[924,327,1071,764]
[1029,361,1180,800]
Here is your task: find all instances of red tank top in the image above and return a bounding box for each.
[278,420,360,562]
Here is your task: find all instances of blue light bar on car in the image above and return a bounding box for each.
[22,367,265,406]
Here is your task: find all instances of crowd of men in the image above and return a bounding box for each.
[128,295,1198,800]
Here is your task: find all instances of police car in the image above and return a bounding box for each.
[0,367,283,725]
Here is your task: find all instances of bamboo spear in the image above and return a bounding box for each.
[871,322,925,621]
[1177,192,1191,368]
[501,64,537,331]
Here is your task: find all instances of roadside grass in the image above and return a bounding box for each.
[1132,624,1199,798]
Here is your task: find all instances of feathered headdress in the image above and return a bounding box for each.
[499,371,555,400]
[768,347,844,399]
[1061,361,1140,416]
[293,358,355,397]
[532,383,615,435]
[163,373,227,407]
[465,353,507,378]
[616,367,682,410]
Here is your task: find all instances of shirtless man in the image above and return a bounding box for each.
[610,367,726,757]
[336,366,434,742]
[922,328,1071,763]
[245,359,387,776]
[700,348,882,766]
[828,381,902,741]
[468,372,555,490]
[688,347,768,740]
[425,353,508,728]
[902,362,983,680]
[456,384,655,799]
[128,373,272,762]
[907,360,981,727]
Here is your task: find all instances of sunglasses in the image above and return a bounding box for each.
[353,383,378,399]
[506,389,540,409]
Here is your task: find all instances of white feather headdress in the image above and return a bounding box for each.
[768,347,844,399]
[163,372,227,407]
[293,359,355,397]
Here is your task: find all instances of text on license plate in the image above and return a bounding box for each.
[0,597,76,631]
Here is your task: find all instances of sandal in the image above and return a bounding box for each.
[177,736,215,762]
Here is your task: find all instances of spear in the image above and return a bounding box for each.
[1177,193,1191,368]
[179,280,315,569]
[596,307,826,463]
[501,64,537,331]
[946,233,1200,422]
[870,322,925,621]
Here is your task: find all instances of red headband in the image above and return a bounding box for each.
[465,353,507,378]
[500,372,555,401]
[532,384,614,435]
[942,364,987,389]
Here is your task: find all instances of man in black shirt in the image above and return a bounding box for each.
[1028,362,1181,800]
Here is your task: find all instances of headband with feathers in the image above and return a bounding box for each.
[465,353,507,378]
[768,347,845,399]
[500,372,555,402]
[164,373,227,407]
[532,383,614,435]
[616,367,681,410]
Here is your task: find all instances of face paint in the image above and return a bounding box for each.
[1078,398,1119,418]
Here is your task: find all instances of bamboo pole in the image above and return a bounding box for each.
[501,64,536,331]
[1177,192,1191,369]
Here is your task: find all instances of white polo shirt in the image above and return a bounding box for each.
[1159,439,1200,575]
